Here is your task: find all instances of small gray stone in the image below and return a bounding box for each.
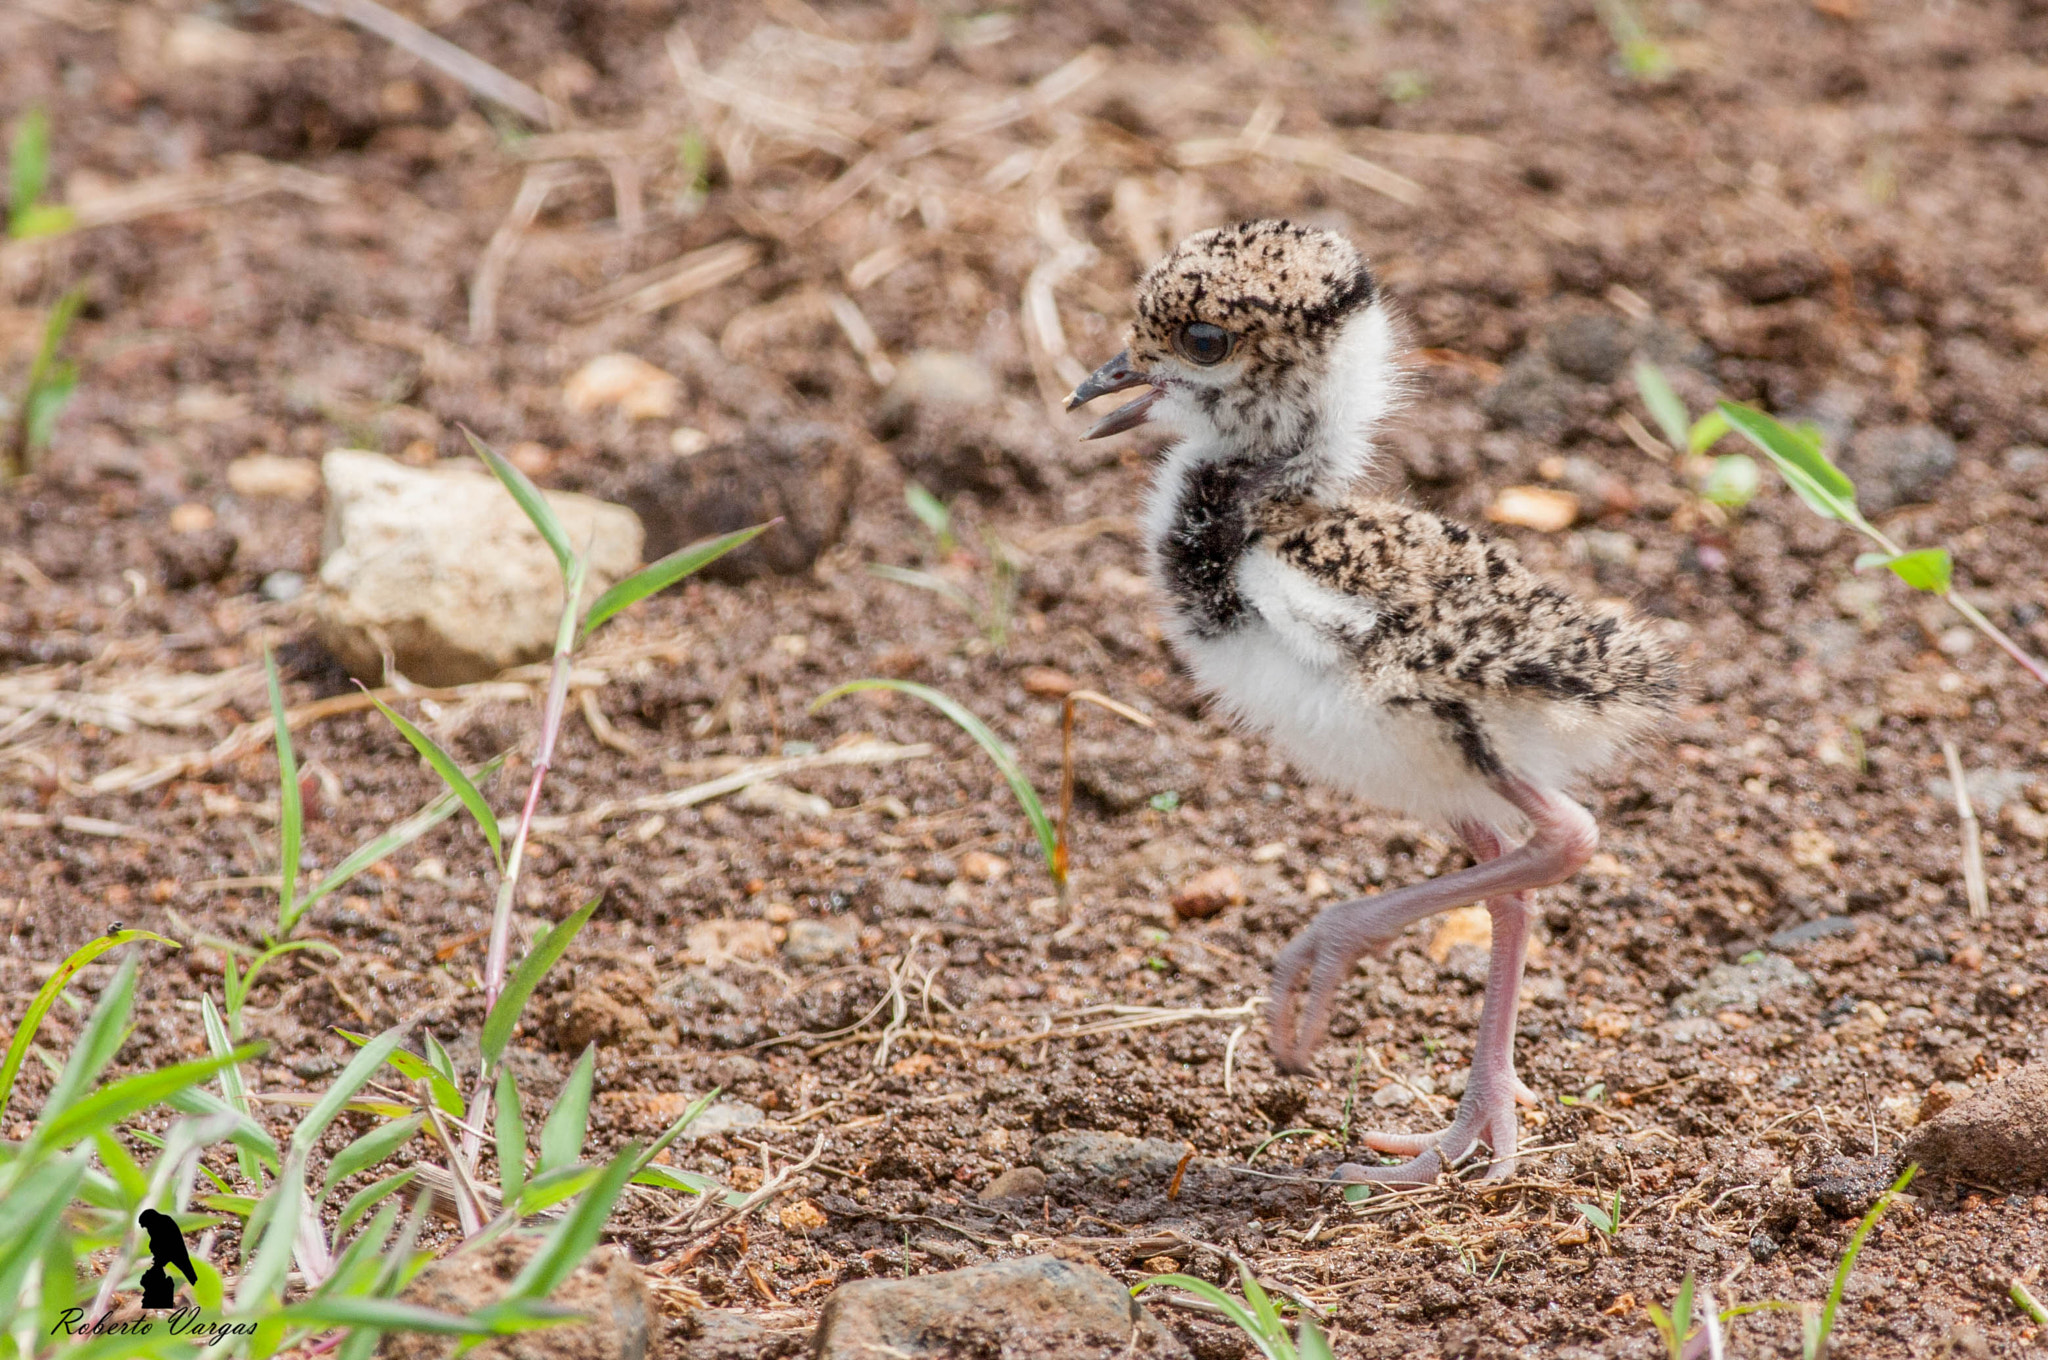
[1902,1063,2048,1191]
[1671,954,1813,1018]
[782,919,854,968]
[676,1310,808,1360]
[979,1166,1048,1200]
[813,1256,1190,1360]
[259,569,305,602]
[2001,445,2048,478]
[1843,423,1957,513]
[1656,1015,1727,1045]
[1034,1130,1191,1187]
[671,1098,765,1142]
[1767,915,1863,950]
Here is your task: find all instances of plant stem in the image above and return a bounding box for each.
[462,559,584,1175]
[1855,516,2047,685]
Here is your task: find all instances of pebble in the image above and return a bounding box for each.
[1170,865,1245,919]
[1035,1130,1192,1187]
[957,849,1009,883]
[978,1165,1048,1200]
[1903,1063,2048,1191]
[563,352,680,420]
[1670,954,1813,1018]
[1766,915,1861,950]
[813,1255,1189,1360]
[258,569,304,603]
[1020,665,1079,696]
[168,502,215,535]
[1485,484,1579,532]
[226,453,323,501]
[781,919,854,968]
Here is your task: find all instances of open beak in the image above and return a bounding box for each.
[1065,349,1160,440]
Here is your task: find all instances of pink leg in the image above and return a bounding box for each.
[1265,778,1596,1184]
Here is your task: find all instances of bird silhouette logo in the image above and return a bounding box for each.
[137,1209,196,1309]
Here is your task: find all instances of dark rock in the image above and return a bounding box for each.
[1035,1130,1191,1188]
[387,1238,650,1359]
[1803,1153,1894,1218]
[980,1166,1049,1200]
[1842,423,1957,513]
[812,1255,1190,1360]
[1715,246,1830,304]
[675,1310,808,1360]
[1748,1231,1781,1263]
[1542,313,1636,384]
[1670,954,1813,1017]
[1902,1063,2048,1190]
[158,526,237,589]
[618,422,859,580]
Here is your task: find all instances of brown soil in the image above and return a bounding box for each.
[4,1,2046,1357]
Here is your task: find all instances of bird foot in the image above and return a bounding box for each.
[1337,1079,1523,1190]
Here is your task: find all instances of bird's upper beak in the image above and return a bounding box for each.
[1065,349,1160,440]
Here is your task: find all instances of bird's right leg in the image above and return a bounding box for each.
[1265,777,1595,1079]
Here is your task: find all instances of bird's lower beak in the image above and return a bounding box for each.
[1065,349,1160,440]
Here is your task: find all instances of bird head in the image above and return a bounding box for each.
[1067,220,1401,487]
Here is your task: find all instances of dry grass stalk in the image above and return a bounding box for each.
[469,165,573,342]
[284,0,556,127]
[1940,738,1989,920]
[577,238,763,320]
[528,738,932,833]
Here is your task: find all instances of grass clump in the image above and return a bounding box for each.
[869,481,1020,648]
[4,286,85,481]
[1134,1264,1335,1360]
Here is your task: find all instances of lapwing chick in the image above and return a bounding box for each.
[1068,220,1677,1186]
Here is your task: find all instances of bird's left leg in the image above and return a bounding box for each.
[1348,821,1539,1184]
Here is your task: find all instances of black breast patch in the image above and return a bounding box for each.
[1161,457,1261,638]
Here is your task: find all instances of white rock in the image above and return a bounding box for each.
[311,449,643,686]
[227,454,323,502]
[563,353,680,420]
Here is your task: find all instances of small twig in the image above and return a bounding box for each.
[1056,690,1156,908]
[285,0,556,126]
[663,1133,827,1238]
[470,166,572,343]
[1940,739,1989,920]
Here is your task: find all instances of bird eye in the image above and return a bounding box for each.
[1175,322,1233,366]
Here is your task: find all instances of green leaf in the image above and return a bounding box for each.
[423,1030,461,1099]
[236,1148,306,1310]
[321,1113,427,1198]
[36,1045,260,1152]
[303,754,505,904]
[630,1089,718,1181]
[1817,1165,1915,1356]
[1237,1264,1285,1347]
[12,201,74,240]
[496,1067,527,1207]
[811,679,1056,878]
[1632,359,1691,451]
[904,480,953,548]
[25,360,76,449]
[1717,400,1860,522]
[94,1128,150,1203]
[867,563,979,615]
[9,107,53,234]
[277,1295,509,1335]
[1572,1200,1616,1235]
[0,1147,90,1311]
[293,1024,410,1157]
[1699,453,1759,509]
[164,1084,280,1171]
[265,651,304,938]
[580,522,775,638]
[1671,1272,1695,1352]
[482,898,599,1066]
[1856,547,1951,594]
[501,1144,642,1302]
[537,1044,596,1175]
[1297,1313,1338,1360]
[467,427,573,581]
[1687,408,1732,456]
[202,992,263,1186]
[0,932,174,1126]
[1132,1275,1269,1351]
[516,1164,601,1215]
[363,694,503,870]
[631,1164,735,1199]
[335,1168,417,1242]
[34,950,137,1129]
[321,1198,402,1295]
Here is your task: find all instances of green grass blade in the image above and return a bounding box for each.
[496,1066,527,1206]
[502,1144,641,1301]
[0,932,173,1126]
[320,1198,403,1295]
[265,651,304,938]
[1632,359,1691,451]
[867,563,980,615]
[1687,408,1732,456]
[9,107,52,234]
[904,480,953,548]
[1716,400,1859,522]
[516,1164,601,1215]
[2012,1281,2048,1327]
[0,1147,89,1310]
[363,694,503,870]
[1296,1313,1337,1360]
[335,1168,416,1244]
[292,1024,409,1157]
[1571,1200,1615,1235]
[1855,548,1951,594]
[1132,1276,1272,1356]
[580,522,775,638]
[811,679,1056,874]
[202,993,263,1186]
[482,897,599,1066]
[36,1047,261,1150]
[32,950,137,1129]
[304,756,505,906]
[1672,1272,1695,1354]
[1237,1264,1286,1348]
[164,1084,279,1171]
[277,1296,504,1334]
[629,1088,718,1179]
[236,1148,306,1310]
[320,1113,427,1198]
[1816,1165,1915,1358]
[466,427,572,580]
[537,1044,596,1174]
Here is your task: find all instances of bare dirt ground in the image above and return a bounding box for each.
[3,0,2047,1355]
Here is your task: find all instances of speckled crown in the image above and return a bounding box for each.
[1131,220,1376,351]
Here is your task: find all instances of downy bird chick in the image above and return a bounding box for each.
[1068,220,1676,1186]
